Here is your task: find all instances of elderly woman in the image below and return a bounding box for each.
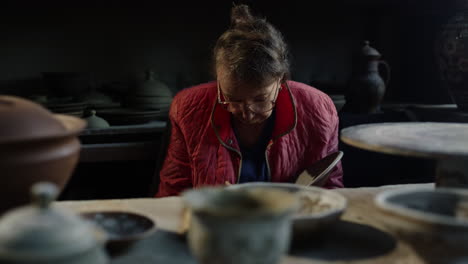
[156,4,343,197]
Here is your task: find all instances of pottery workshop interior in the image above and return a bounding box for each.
[1,1,468,263]
[0,0,452,199]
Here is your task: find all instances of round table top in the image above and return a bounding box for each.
[340,122,468,159]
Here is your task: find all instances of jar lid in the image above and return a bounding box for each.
[85,110,110,129]
[0,182,105,261]
[360,40,381,58]
[134,70,173,97]
[0,95,86,144]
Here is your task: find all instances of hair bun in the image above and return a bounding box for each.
[230,4,255,27]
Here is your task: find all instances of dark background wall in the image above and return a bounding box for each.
[0,0,461,104]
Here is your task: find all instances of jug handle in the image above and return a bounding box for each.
[379,61,391,86]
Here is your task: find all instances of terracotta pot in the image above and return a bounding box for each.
[0,96,86,215]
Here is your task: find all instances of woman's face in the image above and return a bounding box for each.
[217,67,280,125]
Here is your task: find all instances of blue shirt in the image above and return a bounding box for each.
[233,112,275,183]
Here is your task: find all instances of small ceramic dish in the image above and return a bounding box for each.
[80,211,157,257]
[375,187,468,263]
[227,183,347,237]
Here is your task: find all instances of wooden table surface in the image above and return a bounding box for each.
[56,183,434,264]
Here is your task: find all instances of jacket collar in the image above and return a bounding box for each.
[210,82,297,148]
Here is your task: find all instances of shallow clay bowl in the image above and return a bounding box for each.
[80,211,157,257]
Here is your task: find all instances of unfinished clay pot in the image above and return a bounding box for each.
[0,95,86,215]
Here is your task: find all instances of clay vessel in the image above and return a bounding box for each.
[343,41,390,114]
[0,95,86,215]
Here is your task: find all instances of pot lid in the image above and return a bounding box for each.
[85,110,110,129]
[0,182,104,261]
[134,70,173,97]
[360,41,381,58]
[0,96,86,144]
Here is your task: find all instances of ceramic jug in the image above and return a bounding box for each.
[435,0,468,111]
[343,41,391,114]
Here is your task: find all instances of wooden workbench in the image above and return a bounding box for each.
[57,183,434,264]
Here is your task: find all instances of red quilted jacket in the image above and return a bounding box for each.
[156,80,343,197]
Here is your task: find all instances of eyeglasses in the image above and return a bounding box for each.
[217,81,280,114]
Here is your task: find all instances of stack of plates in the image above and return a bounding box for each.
[78,89,121,110]
[44,98,87,118]
[123,96,171,114]
[96,108,167,126]
[88,101,121,110]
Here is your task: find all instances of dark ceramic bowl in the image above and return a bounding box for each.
[80,211,157,257]
[375,187,468,263]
